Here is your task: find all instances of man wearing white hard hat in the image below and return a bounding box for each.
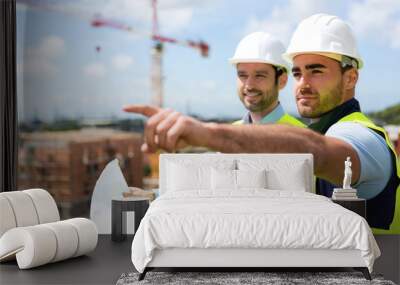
[229,32,303,127]
[124,14,399,234]
[282,13,398,234]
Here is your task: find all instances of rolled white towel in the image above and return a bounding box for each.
[0,225,57,269]
[0,191,39,227]
[23,189,60,224]
[64,218,98,257]
[0,189,60,239]
[42,221,79,263]
[0,218,98,269]
[0,195,17,237]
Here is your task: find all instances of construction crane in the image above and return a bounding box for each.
[91,0,209,107]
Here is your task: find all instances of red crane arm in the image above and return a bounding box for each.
[91,18,133,32]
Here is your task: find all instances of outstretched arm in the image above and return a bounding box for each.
[205,122,360,185]
[123,105,360,185]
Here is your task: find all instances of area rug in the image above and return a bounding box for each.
[116,271,396,285]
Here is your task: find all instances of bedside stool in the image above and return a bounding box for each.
[332,198,366,218]
[111,197,150,242]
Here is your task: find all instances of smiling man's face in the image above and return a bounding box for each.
[291,54,345,118]
[236,62,279,114]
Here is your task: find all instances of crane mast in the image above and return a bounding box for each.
[151,0,163,107]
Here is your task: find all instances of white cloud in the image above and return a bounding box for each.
[102,0,192,34]
[349,0,400,49]
[243,0,337,44]
[101,0,149,22]
[99,0,217,34]
[23,35,66,77]
[83,63,107,77]
[242,0,400,50]
[160,7,193,34]
[201,80,217,91]
[392,22,400,48]
[45,0,220,42]
[245,16,292,44]
[38,36,66,58]
[23,58,58,76]
[25,35,66,59]
[111,54,134,71]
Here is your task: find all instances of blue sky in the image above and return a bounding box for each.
[16,0,400,122]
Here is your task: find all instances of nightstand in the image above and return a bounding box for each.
[111,197,150,242]
[332,198,366,218]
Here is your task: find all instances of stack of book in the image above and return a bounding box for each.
[122,187,156,201]
[332,188,358,200]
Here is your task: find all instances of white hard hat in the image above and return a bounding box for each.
[283,13,363,69]
[229,32,289,71]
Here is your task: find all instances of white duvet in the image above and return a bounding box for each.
[131,190,380,273]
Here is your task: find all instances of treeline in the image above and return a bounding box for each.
[368,103,400,125]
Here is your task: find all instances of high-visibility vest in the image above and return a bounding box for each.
[339,112,400,234]
[233,113,305,127]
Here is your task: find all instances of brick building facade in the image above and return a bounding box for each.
[18,128,143,218]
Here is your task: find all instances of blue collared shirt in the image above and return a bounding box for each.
[326,121,392,199]
[241,103,286,124]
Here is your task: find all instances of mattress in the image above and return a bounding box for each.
[131,190,380,273]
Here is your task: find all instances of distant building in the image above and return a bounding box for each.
[143,152,160,190]
[18,128,143,219]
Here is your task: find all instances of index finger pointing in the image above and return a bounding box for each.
[122,104,161,117]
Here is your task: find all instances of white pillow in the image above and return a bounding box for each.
[238,159,309,191]
[236,169,267,189]
[167,162,210,191]
[211,168,236,190]
[211,169,268,190]
[267,165,307,191]
[166,159,236,192]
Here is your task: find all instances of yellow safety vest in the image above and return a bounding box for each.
[339,112,400,234]
[233,113,305,127]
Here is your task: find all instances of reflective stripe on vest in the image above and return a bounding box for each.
[233,114,305,127]
[232,120,244,125]
[277,114,306,127]
[339,112,400,234]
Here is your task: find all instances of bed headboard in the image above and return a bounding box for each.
[159,153,314,195]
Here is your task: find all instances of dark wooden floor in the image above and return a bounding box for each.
[1,235,398,284]
[0,235,134,285]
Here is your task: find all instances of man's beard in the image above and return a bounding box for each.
[299,82,343,118]
[241,86,279,113]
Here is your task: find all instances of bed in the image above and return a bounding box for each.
[131,153,380,280]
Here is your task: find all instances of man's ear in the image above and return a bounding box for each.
[343,68,358,90]
[278,72,288,90]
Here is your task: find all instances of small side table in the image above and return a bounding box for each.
[332,198,366,218]
[112,197,150,242]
